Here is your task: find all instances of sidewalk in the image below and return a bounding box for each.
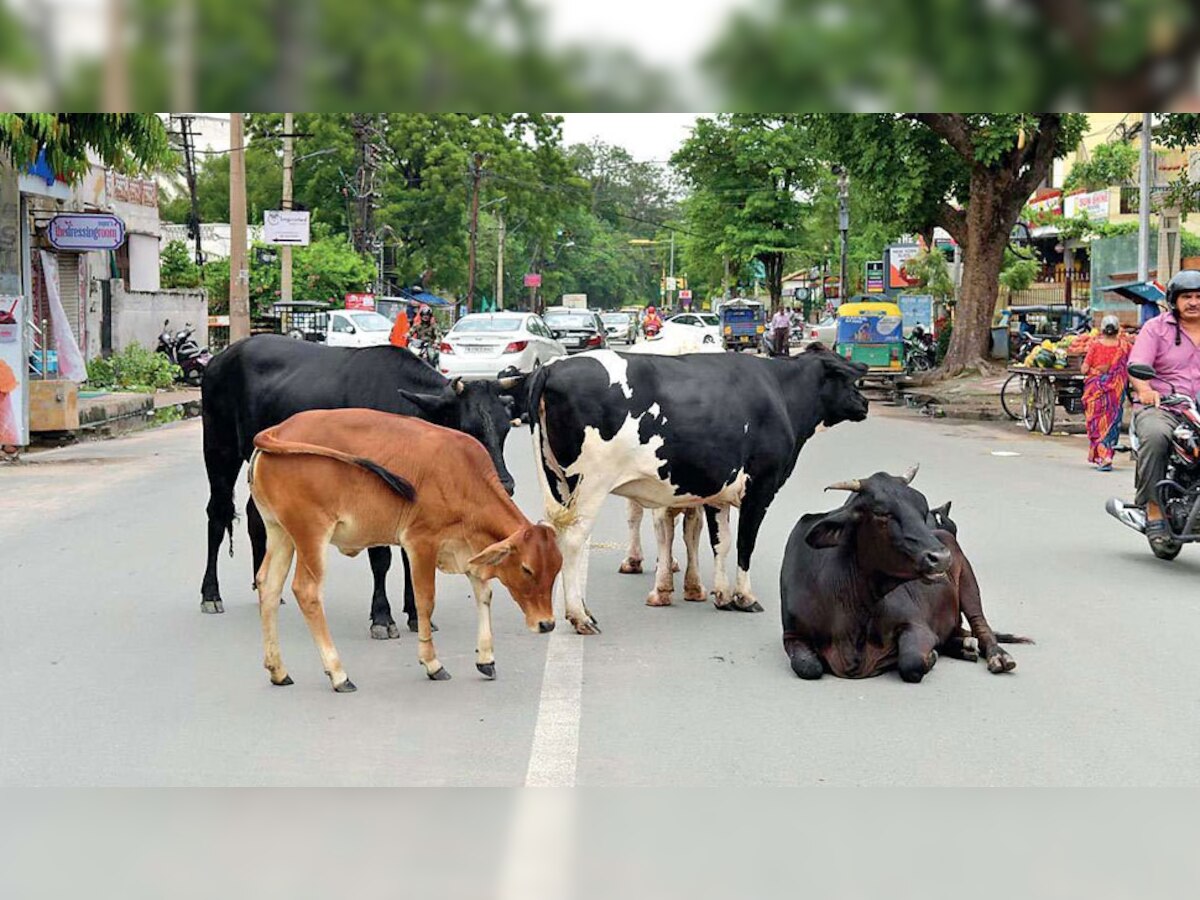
[70,386,202,440]
[897,371,1010,421]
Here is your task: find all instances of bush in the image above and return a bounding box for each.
[86,342,181,392]
[160,240,202,289]
[936,323,952,364]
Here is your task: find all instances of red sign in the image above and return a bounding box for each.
[344,293,375,310]
[523,273,542,288]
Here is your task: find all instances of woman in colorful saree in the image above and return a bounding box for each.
[1082,315,1131,472]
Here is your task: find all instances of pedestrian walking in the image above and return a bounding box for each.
[0,359,20,456]
[389,307,411,348]
[770,306,791,356]
[1082,314,1131,472]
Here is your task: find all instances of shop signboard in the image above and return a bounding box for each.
[1064,189,1110,222]
[263,210,311,245]
[865,260,885,293]
[46,214,126,251]
[0,295,29,447]
[886,244,921,292]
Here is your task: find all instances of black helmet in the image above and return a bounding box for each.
[1166,269,1200,310]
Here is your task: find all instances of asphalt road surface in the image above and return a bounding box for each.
[2,406,1197,786]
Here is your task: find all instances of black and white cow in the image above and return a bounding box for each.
[528,344,870,634]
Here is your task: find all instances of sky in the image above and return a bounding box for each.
[557,114,703,163]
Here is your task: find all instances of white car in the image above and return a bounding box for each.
[439,312,567,380]
[662,312,722,347]
[801,315,838,347]
[324,309,394,348]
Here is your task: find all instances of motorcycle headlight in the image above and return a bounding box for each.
[1172,424,1200,456]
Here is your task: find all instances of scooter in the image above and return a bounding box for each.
[409,337,440,369]
[904,329,937,373]
[1106,362,1200,560]
[156,319,212,387]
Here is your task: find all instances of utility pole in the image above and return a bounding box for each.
[496,210,505,310]
[467,152,484,314]
[723,254,731,300]
[350,114,379,258]
[837,169,850,309]
[1138,113,1153,324]
[281,112,294,303]
[176,114,203,268]
[229,113,250,342]
[668,231,675,310]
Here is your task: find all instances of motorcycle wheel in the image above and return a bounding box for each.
[1150,538,1182,561]
[910,354,933,373]
[186,368,204,387]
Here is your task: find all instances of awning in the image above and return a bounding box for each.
[389,289,453,307]
[1098,280,1165,307]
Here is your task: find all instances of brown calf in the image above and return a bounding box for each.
[248,408,560,691]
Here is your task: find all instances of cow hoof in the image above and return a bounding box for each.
[370,623,400,640]
[733,594,763,613]
[407,619,439,633]
[646,589,673,607]
[427,666,452,681]
[987,651,1017,674]
[200,599,224,614]
[683,584,707,602]
[476,662,496,679]
[333,678,357,693]
[671,561,680,573]
[570,617,602,635]
[790,656,824,680]
[271,674,294,686]
[618,559,643,575]
[712,592,735,611]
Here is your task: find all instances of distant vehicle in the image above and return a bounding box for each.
[543,307,608,354]
[438,312,567,380]
[601,311,637,344]
[662,312,721,346]
[324,309,394,348]
[271,300,331,342]
[802,315,838,347]
[717,298,766,351]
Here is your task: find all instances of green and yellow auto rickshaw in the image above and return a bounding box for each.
[834,300,905,378]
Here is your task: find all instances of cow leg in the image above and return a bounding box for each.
[940,628,979,663]
[247,497,267,591]
[783,634,824,680]
[395,549,436,635]
[897,624,940,684]
[709,506,736,608]
[726,492,770,612]
[291,533,355,692]
[646,508,675,606]
[681,508,706,601]
[257,523,295,686]
[408,548,450,679]
[557,510,603,635]
[619,499,645,574]
[470,575,497,679]
[200,441,242,614]
[953,543,1018,674]
[367,547,400,640]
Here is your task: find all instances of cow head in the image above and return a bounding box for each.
[802,344,870,426]
[400,377,519,494]
[805,465,951,590]
[467,523,561,633]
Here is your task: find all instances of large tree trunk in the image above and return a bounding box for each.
[940,178,1012,375]
[763,251,784,311]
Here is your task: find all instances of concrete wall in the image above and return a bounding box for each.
[128,233,161,292]
[110,283,207,354]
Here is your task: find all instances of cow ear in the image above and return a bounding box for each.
[398,388,453,415]
[933,501,951,520]
[450,376,465,396]
[469,538,514,569]
[804,507,858,549]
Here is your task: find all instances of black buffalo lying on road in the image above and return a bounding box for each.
[781,467,1031,682]
[529,344,870,634]
[200,335,522,637]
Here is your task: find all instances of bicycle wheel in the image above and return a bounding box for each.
[1021,376,1038,431]
[1036,378,1056,435]
[1000,373,1022,421]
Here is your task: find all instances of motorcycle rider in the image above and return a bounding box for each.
[1128,269,1200,550]
[411,304,442,349]
[642,305,663,338]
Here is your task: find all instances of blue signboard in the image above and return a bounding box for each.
[836,314,903,345]
[897,294,934,335]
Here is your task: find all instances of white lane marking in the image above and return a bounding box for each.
[524,631,584,787]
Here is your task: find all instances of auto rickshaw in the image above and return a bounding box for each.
[833,300,905,377]
[718,298,766,351]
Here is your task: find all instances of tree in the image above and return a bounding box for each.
[998,253,1040,303]
[903,247,955,306]
[810,114,1087,375]
[1063,140,1139,193]
[160,143,282,226]
[672,115,819,311]
[0,114,171,181]
[160,240,202,289]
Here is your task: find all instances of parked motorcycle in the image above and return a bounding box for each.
[1106,362,1200,560]
[904,327,937,374]
[156,319,212,387]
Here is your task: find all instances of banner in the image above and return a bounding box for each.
[47,214,125,251]
[0,295,28,447]
[886,244,921,290]
[344,293,375,310]
[865,260,885,293]
[38,250,87,382]
[1064,190,1110,222]
[836,314,903,345]
[263,210,311,245]
[898,294,935,335]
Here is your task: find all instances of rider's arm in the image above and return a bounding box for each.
[1130,376,1161,407]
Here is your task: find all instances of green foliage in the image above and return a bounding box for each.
[936,323,953,365]
[246,229,376,314]
[0,114,172,182]
[203,258,231,314]
[902,248,955,304]
[1063,140,1139,193]
[160,241,202,289]
[999,256,1040,296]
[160,142,282,225]
[86,343,180,393]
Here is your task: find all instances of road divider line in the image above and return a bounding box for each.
[524,631,583,787]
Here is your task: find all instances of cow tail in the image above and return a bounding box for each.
[253,432,417,502]
[994,633,1036,645]
[527,366,578,531]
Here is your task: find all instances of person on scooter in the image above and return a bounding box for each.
[1128,269,1200,550]
[411,304,441,347]
[642,305,663,338]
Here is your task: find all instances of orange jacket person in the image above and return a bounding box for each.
[0,359,20,454]
[389,309,411,348]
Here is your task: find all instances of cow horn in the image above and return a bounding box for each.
[496,374,525,390]
[900,464,919,485]
[450,376,465,396]
[824,479,862,493]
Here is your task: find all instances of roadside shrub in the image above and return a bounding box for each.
[936,323,952,364]
[86,342,181,392]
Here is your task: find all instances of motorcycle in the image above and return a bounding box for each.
[409,337,441,369]
[156,319,212,386]
[904,330,937,374]
[1106,362,1200,560]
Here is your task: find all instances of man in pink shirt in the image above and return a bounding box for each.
[1128,269,1200,551]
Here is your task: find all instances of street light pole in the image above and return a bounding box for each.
[837,169,850,308]
[669,231,675,309]
[496,210,505,311]
[467,152,484,314]
[281,112,294,304]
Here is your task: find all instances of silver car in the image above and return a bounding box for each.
[601,311,637,344]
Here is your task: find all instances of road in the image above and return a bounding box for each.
[1,406,1197,787]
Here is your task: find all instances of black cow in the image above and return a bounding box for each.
[200,335,522,637]
[781,468,1031,682]
[528,344,869,634]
